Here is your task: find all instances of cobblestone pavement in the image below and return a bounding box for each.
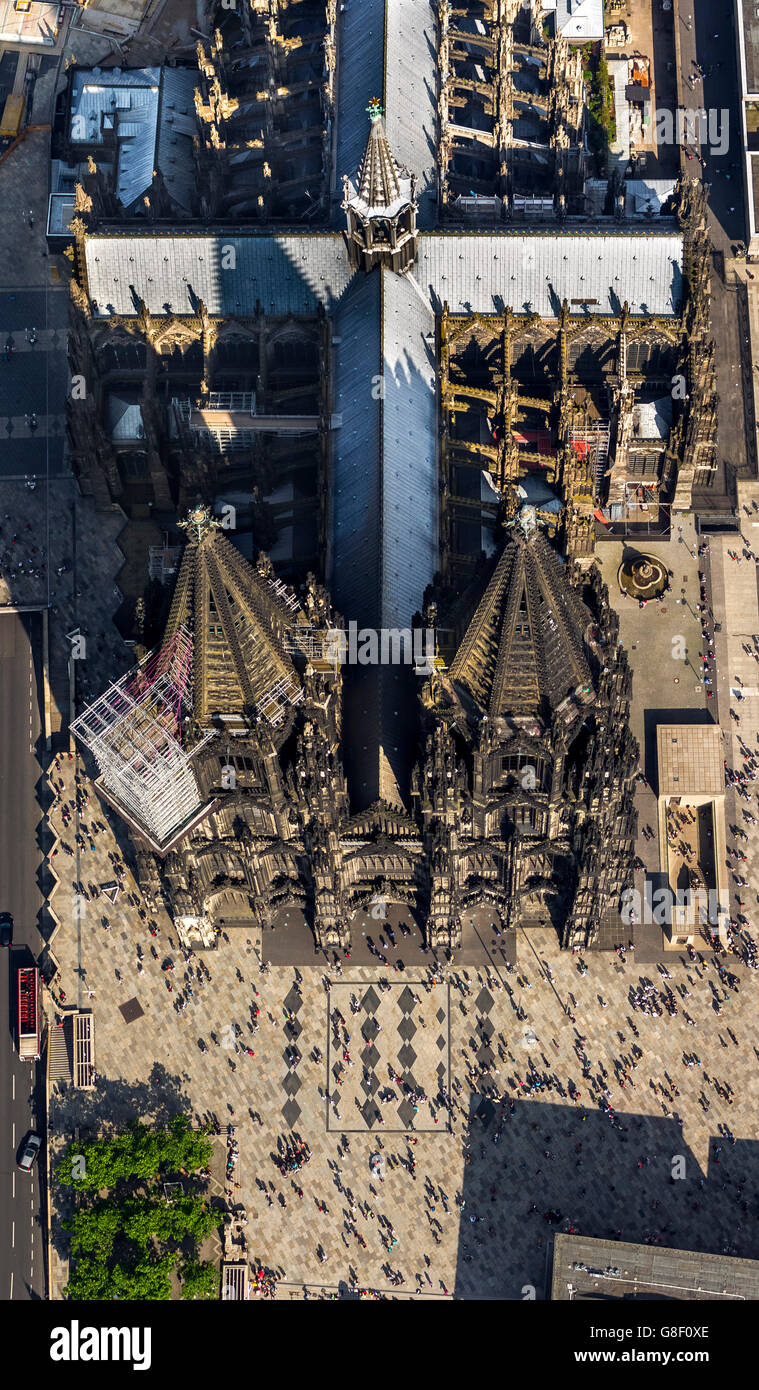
[0,483,135,737]
[45,746,759,1297]
[324,982,452,1134]
[0,129,59,289]
[0,481,123,622]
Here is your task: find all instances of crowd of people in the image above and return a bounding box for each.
[42,526,759,1293]
[275,1138,311,1176]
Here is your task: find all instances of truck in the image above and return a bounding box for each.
[17,966,39,1060]
[0,94,25,140]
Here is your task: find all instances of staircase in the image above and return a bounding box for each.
[46,1015,73,1092]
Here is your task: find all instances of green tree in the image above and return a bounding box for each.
[582,43,616,172]
[120,1196,166,1250]
[63,1257,113,1301]
[111,1253,176,1301]
[57,1116,218,1301]
[63,1202,122,1259]
[163,1196,218,1246]
[180,1260,218,1301]
[57,1117,212,1192]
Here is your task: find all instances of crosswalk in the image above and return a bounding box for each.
[0,329,61,352]
[0,413,65,438]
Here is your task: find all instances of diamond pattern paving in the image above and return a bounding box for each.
[327,983,451,1133]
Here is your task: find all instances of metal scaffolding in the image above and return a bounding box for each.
[267,576,300,613]
[569,422,609,503]
[259,674,304,725]
[71,628,208,847]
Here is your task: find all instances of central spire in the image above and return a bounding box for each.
[341,98,419,274]
[356,98,403,211]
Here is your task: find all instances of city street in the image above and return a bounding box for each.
[0,287,69,479]
[0,608,47,1300]
[676,2,744,256]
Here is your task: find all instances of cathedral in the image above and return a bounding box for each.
[65,0,718,955]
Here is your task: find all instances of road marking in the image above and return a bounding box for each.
[9,1273,13,1299]
[11,1222,14,1248]
[12,1122,15,1146]
[12,1074,14,1101]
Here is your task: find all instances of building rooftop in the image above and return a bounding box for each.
[740,0,759,96]
[633,395,673,440]
[84,229,684,320]
[0,0,59,45]
[70,66,198,214]
[333,0,386,218]
[551,1233,759,1299]
[624,178,678,217]
[384,0,438,224]
[107,391,143,440]
[331,267,437,811]
[47,193,76,240]
[84,232,355,317]
[163,507,303,731]
[656,723,724,798]
[553,0,604,42]
[334,0,437,227]
[344,111,413,221]
[412,231,684,318]
[449,528,594,721]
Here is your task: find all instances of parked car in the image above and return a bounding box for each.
[0,911,12,947]
[17,1133,41,1172]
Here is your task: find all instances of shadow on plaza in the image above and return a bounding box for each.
[48,1061,194,1142]
[452,1095,759,1301]
[262,902,519,968]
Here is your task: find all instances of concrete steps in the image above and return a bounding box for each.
[46,1014,73,1091]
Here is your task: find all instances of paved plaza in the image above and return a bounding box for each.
[44,755,759,1298]
[24,483,759,1301]
[324,981,452,1133]
[0,0,757,1311]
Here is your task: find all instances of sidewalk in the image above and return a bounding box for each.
[0,481,132,738]
[710,479,759,919]
[740,268,759,477]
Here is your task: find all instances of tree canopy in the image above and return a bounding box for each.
[57,1114,212,1191]
[59,1117,218,1301]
